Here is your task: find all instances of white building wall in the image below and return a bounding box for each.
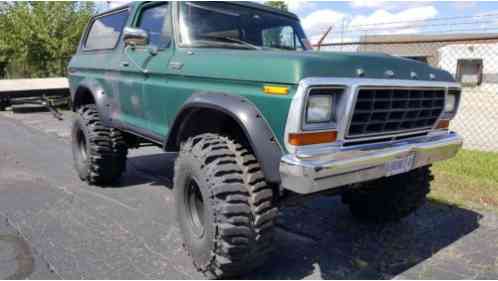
[438,43,498,152]
[438,43,498,90]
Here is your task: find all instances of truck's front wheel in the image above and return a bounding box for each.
[342,166,433,222]
[174,133,277,278]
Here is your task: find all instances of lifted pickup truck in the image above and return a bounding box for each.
[68,1,462,278]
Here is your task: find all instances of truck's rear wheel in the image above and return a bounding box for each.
[174,133,277,278]
[342,166,433,223]
[71,105,128,186]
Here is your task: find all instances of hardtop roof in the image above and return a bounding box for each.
[95,1,299,20]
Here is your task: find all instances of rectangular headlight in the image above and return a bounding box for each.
[445,93,457,113]
[306,95,334,123]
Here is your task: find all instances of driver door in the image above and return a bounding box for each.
[117,2,173,138]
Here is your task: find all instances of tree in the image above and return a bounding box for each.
[0,2,95,78]
[264,1,289,11]
[263,1,289,48]
[0,2,13,78]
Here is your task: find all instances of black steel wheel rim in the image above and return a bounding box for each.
[186,179,205,238]
[76,128,88,162]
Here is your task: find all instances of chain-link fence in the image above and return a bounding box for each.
[316,33,498,152]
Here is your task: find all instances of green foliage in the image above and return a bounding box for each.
[262,2,289,48]
[263,26,284,49]
[264,1,288,12]
[0,3,13,77]
[0,2,95,78]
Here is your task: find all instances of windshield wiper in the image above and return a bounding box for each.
[186,40,252,50]
[202,36,262,50]
[220,37,262,50]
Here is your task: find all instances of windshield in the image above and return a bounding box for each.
[178,2,311,51]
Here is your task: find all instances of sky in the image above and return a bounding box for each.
[105,1,498,44]
[284,1,498,44]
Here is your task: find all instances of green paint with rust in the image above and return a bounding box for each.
[68,1,455,151]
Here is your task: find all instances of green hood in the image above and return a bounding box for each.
[178,49,455,84]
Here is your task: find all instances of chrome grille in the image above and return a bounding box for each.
[347,88,445,138]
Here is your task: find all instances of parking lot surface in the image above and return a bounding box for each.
[1,110,497,279]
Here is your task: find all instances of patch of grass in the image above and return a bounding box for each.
[430,149,498,211]
[433,150,498,184]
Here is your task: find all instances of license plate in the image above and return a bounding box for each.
[385,154,415,176]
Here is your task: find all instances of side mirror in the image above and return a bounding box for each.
[123,27,149,47]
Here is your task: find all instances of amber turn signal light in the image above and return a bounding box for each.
[262,85,289,95]
[288,131,338,146]
[436,119,450,130]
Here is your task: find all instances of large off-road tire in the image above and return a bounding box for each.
[174,133,278,278]
[71,105,128,186]
[342,166,433,223]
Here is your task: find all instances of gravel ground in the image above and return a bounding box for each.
[1,109,497,279]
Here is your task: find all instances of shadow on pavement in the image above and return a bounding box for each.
[114,153,176,189]
[247,197,482,279]
[116,152,483,279]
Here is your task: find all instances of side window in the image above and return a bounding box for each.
[456,59,483,87]
[262,26,302,50]
[85,10,129,50]
[137,3,170,48]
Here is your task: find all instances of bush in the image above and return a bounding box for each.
[0,2,95,78]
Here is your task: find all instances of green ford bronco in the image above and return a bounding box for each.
[68,1,463,278]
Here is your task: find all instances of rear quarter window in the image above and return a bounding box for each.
[84,10,129,51]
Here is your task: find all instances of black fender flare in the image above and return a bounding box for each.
[72,78,113,127]
[165,93,283,184]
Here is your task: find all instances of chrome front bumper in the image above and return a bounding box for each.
[279,132,463,194]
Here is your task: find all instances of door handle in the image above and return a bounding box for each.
[121,61,129,67]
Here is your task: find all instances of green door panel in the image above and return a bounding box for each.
[122,1,174,137]
[141,49,175,137]
[116,47,150,130]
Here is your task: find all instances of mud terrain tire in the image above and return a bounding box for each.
[174,133,277,278]
[342,166,433,223]
[71,105,128,186]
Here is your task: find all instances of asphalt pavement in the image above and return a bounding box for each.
[0,110,497,279]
